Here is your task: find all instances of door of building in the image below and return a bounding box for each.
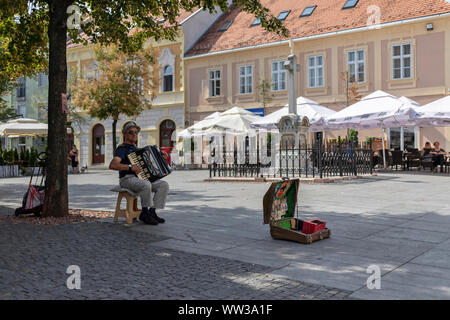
[159,120,175,148]
[159,120,175,164]
[92,124,105,164]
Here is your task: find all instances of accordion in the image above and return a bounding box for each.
[127,145,173,182]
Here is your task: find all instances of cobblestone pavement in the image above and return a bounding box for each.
[0,220,353,300]
[2,170,450,299]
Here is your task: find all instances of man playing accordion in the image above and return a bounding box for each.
[109,121,169,225]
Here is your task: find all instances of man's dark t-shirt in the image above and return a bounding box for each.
[114,143,138,178]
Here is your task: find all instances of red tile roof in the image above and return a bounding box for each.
[186,0,450,57]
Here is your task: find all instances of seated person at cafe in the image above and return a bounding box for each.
[421,142,432,157]
[430,141,446,171]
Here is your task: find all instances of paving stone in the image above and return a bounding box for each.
[0,220,351,300]
[2,170,449,299]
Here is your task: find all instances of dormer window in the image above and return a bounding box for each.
[343,0,359,9]
[250,17,261,26]
[277,10,290,21]
[300,6,317,17]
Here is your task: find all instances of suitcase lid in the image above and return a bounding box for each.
[263,178,299,225]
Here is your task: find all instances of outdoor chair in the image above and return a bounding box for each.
[390,150,405,170]
[404,150,421,170]
[375,150,392,168]
[421,155,434,171]
[444,156,450,173]
[372,154,380,168]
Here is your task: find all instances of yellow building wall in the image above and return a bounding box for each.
[67,33,186,165]
[185,15,450,147]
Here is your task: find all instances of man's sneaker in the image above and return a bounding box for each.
[142,214,159,225]
[139,208,158,225]
[149,208,165,223]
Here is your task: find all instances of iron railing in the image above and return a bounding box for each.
[209,139,373,179]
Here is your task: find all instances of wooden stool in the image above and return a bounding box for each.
[111,187,141,224]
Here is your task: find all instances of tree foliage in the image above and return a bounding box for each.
[340,71,362,106]
[0,101,16,122]
[70,44,154,152]
[256,79,274,108]
[0,1,49,84]
[0,0,288,217]
[31,66,88,131]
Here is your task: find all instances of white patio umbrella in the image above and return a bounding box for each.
[177,106,261,138]
[204,111,221,120]
[414,95,450,126]
[177,111,222,139]
[323,90,420,167]
[250,96,336,131]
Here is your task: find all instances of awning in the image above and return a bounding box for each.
[0,118,48,137]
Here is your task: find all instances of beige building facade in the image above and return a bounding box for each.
[66,5,231,167]
[185,3,450,151]
[67,38,185,166]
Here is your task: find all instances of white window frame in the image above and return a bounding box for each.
[16,77,26,98]
[84,61,98,80]
[162,65,174,92]
[392,43,412,80]
[37,73,48,87]
[308,55,324,88]
[208,69,221,97]
[347,49,365,83]
[17,105,26,117]
[239,65,253,94]
[271,61,286,92]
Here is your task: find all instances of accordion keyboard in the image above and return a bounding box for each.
[128,153,151,180]
[127,145,172,182]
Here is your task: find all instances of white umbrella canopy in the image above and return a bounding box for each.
[204,111,221,120]
[177,106,261,138]
[250,96,336,131]
[414,95,450,126]
[322,91,421,168]
[0,118,48,136]
[396,96,422,127]
[324,90,419,130]
[177,111,222,139]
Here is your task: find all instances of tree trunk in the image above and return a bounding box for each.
[42,0,73,217]
[112,118,118,156]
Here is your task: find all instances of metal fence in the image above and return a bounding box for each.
[209,140,373,179]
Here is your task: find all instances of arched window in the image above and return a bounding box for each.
[163,65,174,92]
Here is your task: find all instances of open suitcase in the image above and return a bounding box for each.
[263,178,331,244]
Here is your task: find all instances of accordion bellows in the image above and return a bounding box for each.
[127,145,172,182]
